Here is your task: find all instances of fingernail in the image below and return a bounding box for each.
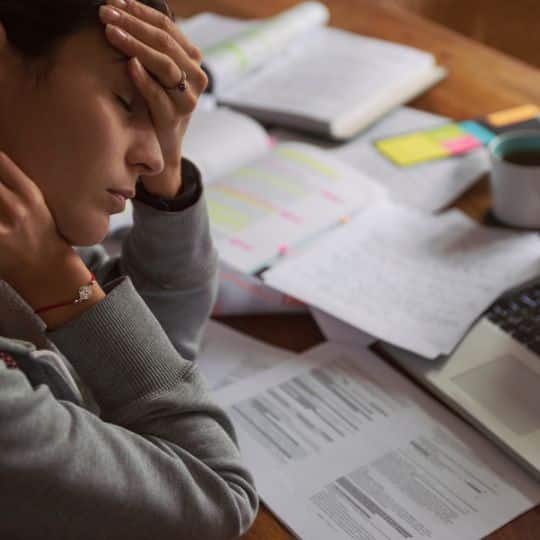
[100,6,121,21]
[107,24,128,39]
[109,0,128,8]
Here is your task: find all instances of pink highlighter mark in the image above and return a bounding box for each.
[229,237,253,251]
[321,190,343,204]
[277,244,289,256]
[280,209,304,224]
[442,134,482,155]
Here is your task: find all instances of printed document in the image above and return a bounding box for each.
[197,320,293,391]
[263,202,540,358]
[214,342,540,540]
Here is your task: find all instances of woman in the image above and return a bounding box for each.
[0,1,258,539]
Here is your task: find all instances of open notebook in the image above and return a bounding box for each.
[179,2,446,140]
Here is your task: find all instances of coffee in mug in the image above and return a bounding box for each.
[488,130,540,229]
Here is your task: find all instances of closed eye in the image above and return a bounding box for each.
[116,95,133,114]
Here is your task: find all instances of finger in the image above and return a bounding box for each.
[0,179,21,222]
[107,0,202,63]
[0,153,37,204]
[129,57,197,120]
[104,23,188,90]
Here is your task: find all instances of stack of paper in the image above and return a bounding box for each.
[212,341,540,540]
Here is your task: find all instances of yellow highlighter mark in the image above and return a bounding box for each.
[207,200,250,233]
[211,184,276,212]
[237,167,306,197]
[275,147,340,180]
[204,42,249,71]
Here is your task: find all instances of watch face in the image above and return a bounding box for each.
[79,285,93,301]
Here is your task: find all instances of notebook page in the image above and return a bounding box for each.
[219,27,436,132]
[183,107,271,183]
[213,342,540,540]
[179,2,329,93]
[263,202,540,358]
[206,142,387,274]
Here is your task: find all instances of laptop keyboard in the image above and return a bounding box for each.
[486,282,540,355]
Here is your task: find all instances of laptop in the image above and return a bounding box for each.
[380,278,540,480]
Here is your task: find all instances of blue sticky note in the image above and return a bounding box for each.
[459,121,496,145]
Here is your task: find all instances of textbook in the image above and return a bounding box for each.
[179,2,446,140]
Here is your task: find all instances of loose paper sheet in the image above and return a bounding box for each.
[214,342,540,540]
[263,201,540,358]
[197,320,293,391]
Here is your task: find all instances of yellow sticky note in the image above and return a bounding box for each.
[426,123,465,142]
[375,133,450,166]
[487,104,540,127]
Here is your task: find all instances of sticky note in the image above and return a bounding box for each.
[375,133,450,166]
[425,123,465,142]
[486,104,540,128]
[442,134,482,155]
[459,121,496,144]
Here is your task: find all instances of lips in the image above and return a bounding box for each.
[107,188,135,199]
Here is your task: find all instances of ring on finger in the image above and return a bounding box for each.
[166,69,188,93]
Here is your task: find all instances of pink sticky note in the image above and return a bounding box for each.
[442,134,482,155]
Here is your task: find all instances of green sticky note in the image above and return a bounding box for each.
[375,133,451,166]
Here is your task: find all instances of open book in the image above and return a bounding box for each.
[109,103,488,278]
[179,2,446,140]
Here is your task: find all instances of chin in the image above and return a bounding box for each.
[60,216,110,247]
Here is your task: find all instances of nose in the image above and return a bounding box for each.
[126,123,165,177]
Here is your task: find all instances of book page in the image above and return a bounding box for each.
[179,2,329,93]
[213,342,540,540]
[263,201,540,358]
[183,106,271,182]
[206,142,387,274]
[107,105,271,235]
[219,27,436,135]
[271,106,490,212]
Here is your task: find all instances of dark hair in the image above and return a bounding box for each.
[0,0,173,75]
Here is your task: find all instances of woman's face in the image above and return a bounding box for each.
[0,24,164,245]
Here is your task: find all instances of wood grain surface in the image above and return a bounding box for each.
[169,1,540,538]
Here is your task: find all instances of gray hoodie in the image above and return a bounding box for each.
[0,159,259,540]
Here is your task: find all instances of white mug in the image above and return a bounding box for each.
[488,130,540,229]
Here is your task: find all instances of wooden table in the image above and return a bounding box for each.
[168,1,540,538]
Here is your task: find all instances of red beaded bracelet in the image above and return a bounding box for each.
[34,273,97,315]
